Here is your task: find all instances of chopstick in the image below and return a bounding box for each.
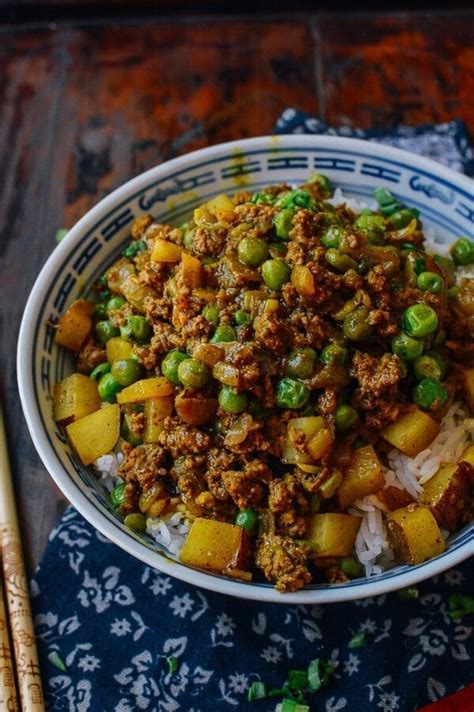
[0,570,19,711]
[0,405,45,711]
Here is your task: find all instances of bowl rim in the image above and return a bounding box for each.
[17,134,474,603]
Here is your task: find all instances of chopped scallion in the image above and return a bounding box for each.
[247,681,267,701]
[166,656,179,675]
[47,650,67,671]
[448,594,474,620]
[348,630,368,649]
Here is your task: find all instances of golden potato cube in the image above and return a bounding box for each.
[338,445,385,509]
[283,416,328,465]
[463,368,474,412]
[106,337,133,364]
[120,275,156,313]
[386,504,446,565]
[66,404,120,466]
[306,513,362,557]
[55,300,93,352]
[117,377,174,404]
[143,397,174,443]
[151,238,183,262]
[381,408,440,457]
[54,373,101,425]
[179,518,250,574]
[206,193,235,221]
[291,265,315,297]
[175,394,217,426]
[193,288,217,303]
[181,252,202,287]
[420,461,472,532]
[307,427,333,461]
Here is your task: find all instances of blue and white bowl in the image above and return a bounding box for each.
[17,135,474,603]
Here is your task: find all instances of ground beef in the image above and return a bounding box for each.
[221,459,272,510]
[351,351,401,397]
[253,312,291,356]
[76,337,107,374]
[159,418,211,458]
[255,534,312,592]
[193,226,228,256]
[118,444,168,492]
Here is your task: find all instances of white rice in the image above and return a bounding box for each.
[90,188,473,578]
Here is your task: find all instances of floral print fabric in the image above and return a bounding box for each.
[32,508,472,711]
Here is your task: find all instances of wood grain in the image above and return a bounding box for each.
[0,12,471,574]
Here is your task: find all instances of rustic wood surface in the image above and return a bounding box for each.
[0,11,472,574]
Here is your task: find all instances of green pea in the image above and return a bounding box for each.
[275,378,310,409]
[357,258,370,276]
[320,344,348,366]
[451,237,474,266]
[413,378,448,410]
[402,304,438,338]
[325,249,357,272]
[161,350,190,385]
[124,512,147,532]
[448,286,460,299]
[413,354,443,381]
[234,310,251,326]
[273,208,295,240]
[111,359,142,387]
[286,348,317,379]
[261,259,291,290]
[210,325,237,343]
[183,227,195,250]
[177,358,210,389]
[93,302,107,320]
[355,212,386,243]
[218,386,248,414]
[121,416,143,446]
[121,315,152,342]
[202,304,219,325]
[98,372,123,402]
[122,240,146,259]
[320,225,345,249]
[96,320,120,344]
[339,556,361,578]
[55,227,69,243]
[251,192,274,205]
[237,236,269,267]
[389,209,417,229]
[90,362,111,381]
[106,295,127,312]
[335,404,358,432]
[275,189,316,210]
[110,483,126,509]
[343,308,373,341]
[308,173,333,196]
[391,332,423,361]
[235,508,258,532]
[417,271,443,294]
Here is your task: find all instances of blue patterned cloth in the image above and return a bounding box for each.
[32,113,474,712]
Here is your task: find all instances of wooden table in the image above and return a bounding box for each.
[1,10,472,574]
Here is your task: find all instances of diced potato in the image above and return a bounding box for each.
[463,367,474,412]
[107,258,135,293]
[138,481,168,517]
[120,275,157,313]
[420,461,472,532]
[66,404,120,466]
[117,377,174,404]
[306,513,362,557]
[319,470,343,499]
[338,445,385,509]
[193,206,214,225]
[193,288,217,303]
[381,408,440,457]
[54,373,101,425]
[143,397,174,443]
[291,265,315,297]
[181,252,202,287]
[151,239,183,262]
[206,193,235,221]
[179,518,251,574]
[283,416,330,465]
[106,337,133,363]
[374,486,414,512]
[386,504,446,565]
[175,393,217,425]
[55,300,93,352]
[192,343,224,367]
[212,361,240,387]
[307,427,333,461]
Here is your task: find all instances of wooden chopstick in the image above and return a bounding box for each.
[0,405,45,711]
[0,570,19,711]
